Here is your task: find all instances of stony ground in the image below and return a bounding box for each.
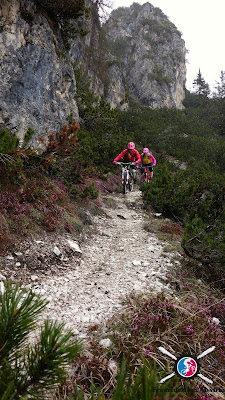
[0,189,183,338]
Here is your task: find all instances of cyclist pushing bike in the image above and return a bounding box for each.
[113,142,141,183]
[140,148,156,182]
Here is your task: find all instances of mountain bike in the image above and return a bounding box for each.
[116,162,136,194]
[140,165,153,184]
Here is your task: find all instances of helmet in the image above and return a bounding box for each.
[143,147,149,153]
[127,142,135,149]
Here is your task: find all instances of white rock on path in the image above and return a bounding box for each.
[67,239,82,253]
[132,260,141,266]
[53,246,61,256]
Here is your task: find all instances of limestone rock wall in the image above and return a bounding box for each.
[0,0,187,146]
[0,0,79,145]
[103,3,186,109]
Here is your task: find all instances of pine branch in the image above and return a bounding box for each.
[16,320,82,398]
[0,281,48,363]
[0,282,83,399]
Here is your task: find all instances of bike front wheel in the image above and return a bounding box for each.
[141,173,146,184]
[128,180,133,192]
[123,171,128,194]
[123,181,127,194]
[129,174,134,191]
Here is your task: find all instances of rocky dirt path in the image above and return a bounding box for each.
[0,189,182,338]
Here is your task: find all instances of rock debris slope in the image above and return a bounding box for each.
[1,190,181,336]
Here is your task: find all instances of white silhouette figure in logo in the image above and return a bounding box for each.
[158,346,215,384]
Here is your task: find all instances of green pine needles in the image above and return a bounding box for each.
[0,281,82,399]
[0,129,19,154]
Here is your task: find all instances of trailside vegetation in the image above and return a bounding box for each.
[55,272,225,398]
[0,281,82,399]
[0,68,129,254]
[117,88,225,274]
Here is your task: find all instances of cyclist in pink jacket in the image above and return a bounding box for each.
[140,148,156,180]
[113,142,141,183]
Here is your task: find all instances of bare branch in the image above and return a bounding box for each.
[0,153,15,165]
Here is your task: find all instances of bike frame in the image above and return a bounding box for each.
[143,166,150,183]
[141,165,152,183]
[116,162,135,194]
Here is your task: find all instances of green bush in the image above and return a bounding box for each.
[24,127,35,144]
[140,156,225,268]
[0,129,19,154]
[80,183,99,199]
[0,281,82,399]
[35,0,86,21]
[117,100,225,270]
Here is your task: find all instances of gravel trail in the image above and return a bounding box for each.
[0,189,180,337]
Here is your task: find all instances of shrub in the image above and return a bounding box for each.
[105,290,225,388]
[0,175,76,252]
[140,157,225,270]
[0,280,82,399]
[56,347,188,399]
[35,0,86,21]
[160,221,183,237]
[0,129,19,154]
[71,67,130,173]
[0,226,14,255]
[108,38,128,59]
[80,183,99,199]
[148,66,173,86]
[24,127,35,144]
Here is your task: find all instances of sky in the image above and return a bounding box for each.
[108,0,225,92]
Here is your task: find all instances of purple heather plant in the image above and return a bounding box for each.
[104,289,225,388]
[160,221,183,237]
[0,176,77,252]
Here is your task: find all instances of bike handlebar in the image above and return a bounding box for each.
[137,164,156,168]
[115,162,136,165]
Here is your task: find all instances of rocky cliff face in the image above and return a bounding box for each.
[0,0,79,145]
[0,0,186,144]
[102,3,186,109]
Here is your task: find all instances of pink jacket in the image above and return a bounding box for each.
[114,149,141,163]
[141,153,156,166]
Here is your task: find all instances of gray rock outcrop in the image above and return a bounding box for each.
[70,2,186,110]
[102,3,186,109]
[0,0,186,144]
[0,0,79,145]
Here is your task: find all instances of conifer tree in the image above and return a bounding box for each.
[0,281,82,399]
[193,69,210,97]
[213,70,225,98]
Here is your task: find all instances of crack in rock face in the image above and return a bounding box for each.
[0,190,181,337]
